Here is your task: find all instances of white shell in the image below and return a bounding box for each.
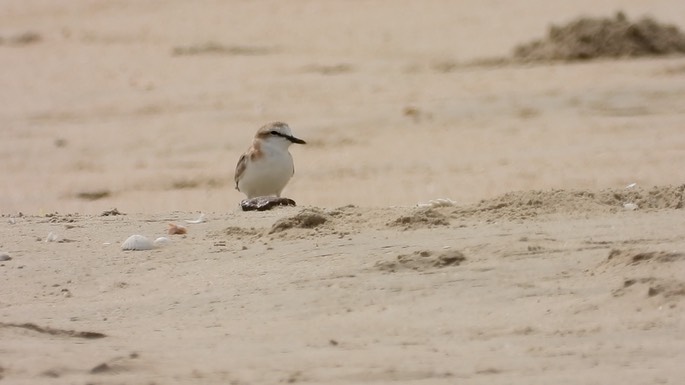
[417,198,457,208]
[153,237,172,246]
[185,213,206,224]
[623,203,639,211]
[625,183,637,189]
[45,232,59,242]
[121,235,155,251]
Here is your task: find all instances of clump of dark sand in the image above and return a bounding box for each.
[374,249,466,273]
[513,12,685,63]
[604,249,685,267]
[0,31,41,46]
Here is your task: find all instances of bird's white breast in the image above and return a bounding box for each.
[238,141,294,198]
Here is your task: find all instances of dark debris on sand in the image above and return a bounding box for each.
[240,196,297,211]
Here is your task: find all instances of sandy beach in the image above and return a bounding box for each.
[2,1,685,384]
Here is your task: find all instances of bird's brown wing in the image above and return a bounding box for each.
[234,153,247,191]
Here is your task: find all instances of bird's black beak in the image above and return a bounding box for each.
[288,135,306,144]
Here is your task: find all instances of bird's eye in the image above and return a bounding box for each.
[270,130,280,136]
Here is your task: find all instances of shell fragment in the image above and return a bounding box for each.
[121,235,155,251]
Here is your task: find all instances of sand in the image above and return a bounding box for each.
[2,1,685,384]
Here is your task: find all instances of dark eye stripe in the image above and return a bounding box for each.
[268,129,305,144]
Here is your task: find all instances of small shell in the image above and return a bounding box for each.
[417,198,457,208]
[121,235,155,251]
[168,223,187,235]
[45,232,59,242]
[623,203,639,211]
[625,183,637,189]
[185,213,206,224]
[154,237,172,246]
[0,252,11,261]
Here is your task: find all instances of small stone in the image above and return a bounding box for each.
[240,196,296,211]
[90,363,110,374]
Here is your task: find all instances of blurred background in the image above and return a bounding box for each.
[2,0,685,214]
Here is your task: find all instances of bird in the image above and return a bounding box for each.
[234,122,306,199]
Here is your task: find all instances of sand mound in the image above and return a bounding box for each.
[601,185,684,209]
[374,249,466,273]
[513,12,685,62]
[453,185,684,221]
[269,208,330,234]
[217,226,263,240]
[214,186,684,243]
[388,208,450,230]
